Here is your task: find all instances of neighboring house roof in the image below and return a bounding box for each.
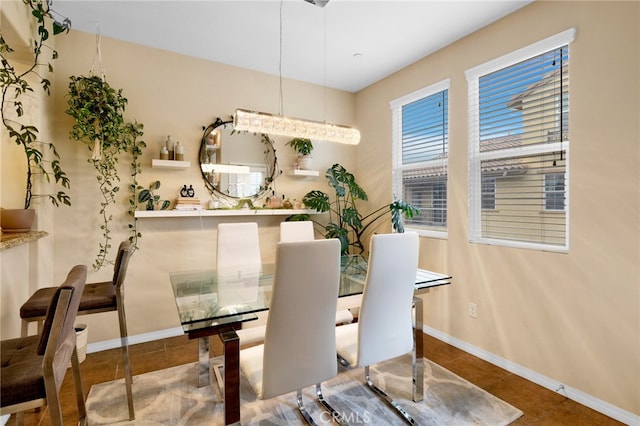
[403,134,526,180]
[480,134,521,151]
[481,134,526,176]
[507,66,566,110]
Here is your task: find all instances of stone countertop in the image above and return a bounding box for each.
[0,231,48,251]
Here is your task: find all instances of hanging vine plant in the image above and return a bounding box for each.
[1,0,72,210]
[66,74,146,271]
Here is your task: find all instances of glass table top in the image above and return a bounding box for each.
[169,255,451,333]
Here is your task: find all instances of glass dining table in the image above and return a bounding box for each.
[169,255,452,425]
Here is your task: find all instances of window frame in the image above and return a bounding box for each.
[390,79,450,239]
[465,28,575,252]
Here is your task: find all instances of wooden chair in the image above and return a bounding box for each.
[239,239,346,424]
[19,241,136,420]
[335,232,419,424]
[1,265,88,425]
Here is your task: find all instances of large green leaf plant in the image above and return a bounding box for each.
[300,163,420,255]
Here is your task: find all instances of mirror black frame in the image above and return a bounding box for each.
[199,117,278,200]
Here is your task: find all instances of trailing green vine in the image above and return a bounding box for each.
[66,75,146,270]
[127,125,145,250]
[1,0,71,209]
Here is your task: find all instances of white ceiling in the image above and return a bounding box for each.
[54,0,533,93]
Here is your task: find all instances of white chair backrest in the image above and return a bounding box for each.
[261,238,341,399]
[217,222,261,270]
[279,221,314,242]
[356,232,418,367]
[216,223,261,305]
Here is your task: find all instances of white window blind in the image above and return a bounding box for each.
[391,80,449,237]
[466,29,575,251]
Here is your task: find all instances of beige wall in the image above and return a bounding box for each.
[41,29,357,344]
[355,0,639,417]
[1,1,56,340]
[2,0,638,420]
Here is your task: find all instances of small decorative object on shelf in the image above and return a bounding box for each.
[167,135,175,160]
[160,146,169,160]
[265,191,283,208]
[179,184,196,198]
[176,185,200,210]
[174,197,202,211]
[175,141,185,161]
[235,198,255,209]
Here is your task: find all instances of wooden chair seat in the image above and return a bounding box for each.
[20,281,115,320]
[0,335,44,407]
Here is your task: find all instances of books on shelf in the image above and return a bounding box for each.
[174,197,202,211]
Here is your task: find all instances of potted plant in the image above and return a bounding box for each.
[138,181,170,211]
[296,163,420,255]
[66,74,146,270]
[285,137,313,170]
[0,1,71,232]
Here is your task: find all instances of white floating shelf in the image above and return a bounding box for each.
[134,209,320,218]
[285,169,319,177]
[152,159,191,169]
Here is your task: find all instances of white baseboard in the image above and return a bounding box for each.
[422,326,639,426]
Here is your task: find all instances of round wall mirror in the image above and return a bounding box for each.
[199,118,278,199]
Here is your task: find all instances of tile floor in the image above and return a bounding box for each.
[4,332,625,425]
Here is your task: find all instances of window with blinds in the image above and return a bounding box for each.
[466,29,575,251]
[390,79,449,237]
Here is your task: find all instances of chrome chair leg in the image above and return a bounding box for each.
[337,354,350,367]
[412,296,424,403]
[296,389,317,425]
[316,383,348,426]
[364,366,416,425]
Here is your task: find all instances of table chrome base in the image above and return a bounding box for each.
[198,337,210,388]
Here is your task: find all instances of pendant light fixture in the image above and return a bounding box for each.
[233,0,360,145]
[234,109,360,145]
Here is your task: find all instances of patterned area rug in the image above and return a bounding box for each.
[86,354,522,425]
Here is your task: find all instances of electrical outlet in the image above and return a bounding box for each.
[468,302,478,318]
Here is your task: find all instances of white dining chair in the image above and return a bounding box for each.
[240,238,346,424]
[335,232,419,425]
[216,222,262,304]
[236,220,352,347]
[217,222,261,270]
[213,222,262,387]
[279,220,314,242]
